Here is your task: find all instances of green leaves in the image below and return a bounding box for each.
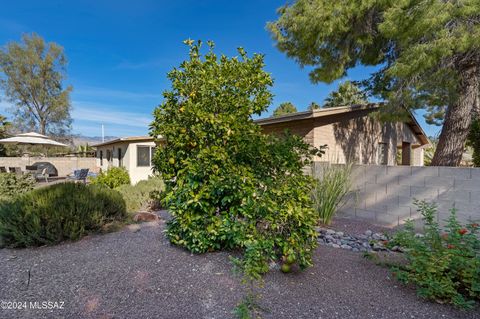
[323,81,367,108]
[269,1,480,165]
[0,172,35,201]
[0,33,72,135]
[391,201,480,309]
[90,167,131,189]
[151,41,320,279]
[273,102,297,116]
[0,183,126,247]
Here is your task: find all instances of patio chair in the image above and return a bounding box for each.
[35,168,49,183]
[66,168,89,184]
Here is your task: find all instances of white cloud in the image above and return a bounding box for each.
[71,101,153,128]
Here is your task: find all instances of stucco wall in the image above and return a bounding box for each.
[312,163,480,228]
[125,141,156,184]
[95,141,156,184]
[261,110,424,166]
[260,119,314,146]
[0,157,97,176]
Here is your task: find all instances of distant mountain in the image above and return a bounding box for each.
[71,135,118,146]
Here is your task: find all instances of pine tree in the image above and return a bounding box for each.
[268,0,480,166]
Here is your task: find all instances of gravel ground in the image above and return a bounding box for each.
[0,213,478,319]
[328,217,400,237]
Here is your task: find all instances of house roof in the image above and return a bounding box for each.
[92,136,156,148]
[255,104,431,146]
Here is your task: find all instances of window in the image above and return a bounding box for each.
[100,150,103,166]
[118,148,122,167]
[106,149,112,162]
[377,143,388,165]
[151,147,156,164]
[137,146,151,167]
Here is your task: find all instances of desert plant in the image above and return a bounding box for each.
[151,40,324,279]
[115,176,164,213]
[0,172,35,200]
[90,166,130,189]
[391,200,480,309]
[0,183,126,247]
[311,163,352,225]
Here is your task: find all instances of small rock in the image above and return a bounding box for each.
[331,244,340,248]
[365,230,373,237]
[414,233,424,238]
[325,235,334,241]
[316,227,327,233]
[326,229,336,235]
[269,261,280,270]
[373,243,387,251]
[341,244,351,250]
[127,224,141,232]
[336,231,344,237]
[352,248,359,252]
[372,233,387,240]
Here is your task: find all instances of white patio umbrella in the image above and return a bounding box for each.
[0,132,69,147]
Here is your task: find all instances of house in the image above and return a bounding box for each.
[93,136,160,184]
[94,104,429,184]
[256,104,430,166]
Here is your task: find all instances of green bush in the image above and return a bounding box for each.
[0,172,35,200]
[151,41,324,279]
[391,200,480,309]
[0,183,126,247]
[311,163,352,225]
[90,166,130,189]
[116,177,164,213]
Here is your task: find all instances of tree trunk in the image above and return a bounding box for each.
[431,66,479,166]
[39,120,46,135]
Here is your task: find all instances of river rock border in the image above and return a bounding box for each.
[316,227,403,253]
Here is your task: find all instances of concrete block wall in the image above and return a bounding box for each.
[312,163,480,228]
[0,157,97,176]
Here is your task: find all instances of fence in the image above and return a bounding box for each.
[0,157,97,177]
[312,163,480,228]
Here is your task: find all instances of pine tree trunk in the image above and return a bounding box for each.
[431,66,479,166]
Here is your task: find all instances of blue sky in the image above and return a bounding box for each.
[0,0,441,137]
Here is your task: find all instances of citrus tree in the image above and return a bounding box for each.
[151,40,322,278]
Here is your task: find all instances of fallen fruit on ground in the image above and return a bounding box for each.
[281,263,291,273]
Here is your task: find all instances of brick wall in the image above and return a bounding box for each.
[0,157,97,176]
[312,163,480,228]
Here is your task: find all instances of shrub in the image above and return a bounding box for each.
[151,41,324,279]
[311,163,352,225]
[391,200,480,309]
[0,183,126,247]
[116,176,165,213]
[0,172,35,200]
[90,166,130,189]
